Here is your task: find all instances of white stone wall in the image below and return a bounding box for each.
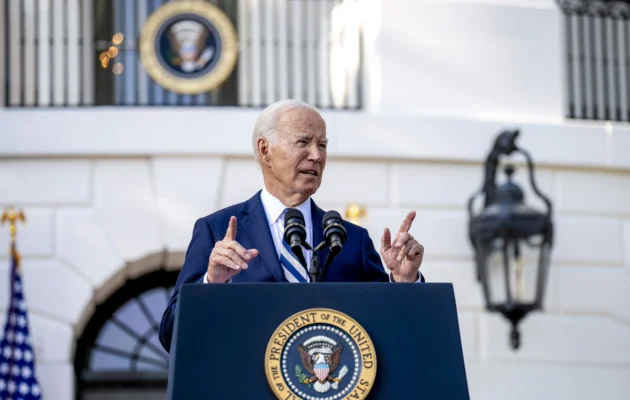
[377,0,565,120]
[1,151,629,399]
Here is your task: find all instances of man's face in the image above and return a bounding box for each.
[264,107,327,199]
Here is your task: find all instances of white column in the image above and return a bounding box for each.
[594,17,605,120]
[359,0,380,112]
[113,0,125,104]
[317,0,331,108]
[82,0,94,105]
[291,0,303,101]
[0,0,5,107]
[329,0,346,108]
[67,0,80,105]
[344,0,360,109]
[237,0,250,105]
[264,0,275,104]
[250,0,262,106]
[276,0,288,100]
[569,15,581,119]
[9,0,22,106]
[582,15,593,119]
[23,0,36,106]
[606,19,616,120]
[52,0,66,105]
[618,19,628,121]
[305,0,316,105]
[37,0,51,106]
[150,0,164,105]
[123,0,136,105]
[37,0,52,107]
[137,0,148,105]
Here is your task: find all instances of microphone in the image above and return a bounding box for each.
[283,208,307,267]
[322,210,347,270]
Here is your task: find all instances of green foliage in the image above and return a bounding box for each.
[295,365,312,388]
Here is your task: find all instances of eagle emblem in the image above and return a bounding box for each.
[166,20,215,73]
[296,336,348,393]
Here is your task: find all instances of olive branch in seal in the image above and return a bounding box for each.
[295,365,312,388]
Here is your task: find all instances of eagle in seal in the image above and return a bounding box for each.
[297,340,347,393]
[166,20,215,73]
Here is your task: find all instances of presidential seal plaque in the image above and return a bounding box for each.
[265,308,377,400]
[138,1,238,94]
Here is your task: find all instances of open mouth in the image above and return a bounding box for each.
[300,170,318,177]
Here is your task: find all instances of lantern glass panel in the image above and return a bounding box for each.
[483,238,507,305]
[534,240,553,308]
[480,234,547,307]
[508,236,545,305]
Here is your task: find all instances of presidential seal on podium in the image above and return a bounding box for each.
[265,308,377,400]
[138,1,238,94]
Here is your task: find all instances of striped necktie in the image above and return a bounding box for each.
[279,208,310,283]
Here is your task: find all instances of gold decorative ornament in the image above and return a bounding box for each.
[345,204,366,226]
[2,206,26,270]
[138,1,238,94]
[1,206,26,244]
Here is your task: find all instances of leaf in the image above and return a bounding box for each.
[295,365,312,388]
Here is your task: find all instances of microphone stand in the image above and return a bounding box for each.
[310,255,320,282]
[300,241,328,283]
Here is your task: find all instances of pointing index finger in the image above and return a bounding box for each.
[224,216,237,240]
[399,211,416,233]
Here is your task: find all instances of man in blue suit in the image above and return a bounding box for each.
[159,100,425,352]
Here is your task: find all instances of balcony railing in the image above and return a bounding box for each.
[558,0,630,121]
[1,0,363,109]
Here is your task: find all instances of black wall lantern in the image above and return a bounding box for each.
[467,130,554,350]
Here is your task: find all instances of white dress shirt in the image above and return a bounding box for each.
[260,187,313,269]
[204,188,422,283]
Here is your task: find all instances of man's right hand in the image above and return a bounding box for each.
[207,216,259,283]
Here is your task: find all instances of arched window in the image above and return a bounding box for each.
[74,269,179,400]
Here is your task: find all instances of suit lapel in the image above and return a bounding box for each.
[311,200,323,248]
[239,191,284,282]
[310,199,331,276]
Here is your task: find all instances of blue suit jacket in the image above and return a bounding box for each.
[158,191,420,352]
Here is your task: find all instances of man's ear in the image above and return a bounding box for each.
[258,138,272,166]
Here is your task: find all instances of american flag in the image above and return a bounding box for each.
[0,243,42,399]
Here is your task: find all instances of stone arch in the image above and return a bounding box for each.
[70,250,185,399]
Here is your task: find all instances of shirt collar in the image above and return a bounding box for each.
[260,187,312,226]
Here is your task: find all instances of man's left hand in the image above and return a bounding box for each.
[380,211,424,282]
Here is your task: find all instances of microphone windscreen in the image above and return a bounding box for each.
[285,208,305,224]
[322,210,346,245]
[322,210,342,229]
[284,208,307,243]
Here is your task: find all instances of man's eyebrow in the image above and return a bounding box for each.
[293,134,327,143]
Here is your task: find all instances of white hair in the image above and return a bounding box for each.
[252,99,322,161]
